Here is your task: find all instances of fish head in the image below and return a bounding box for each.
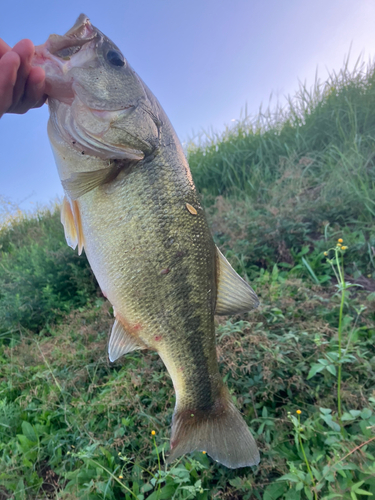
[33,14,160,161]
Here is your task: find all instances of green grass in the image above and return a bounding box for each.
[0,206,99,334]
[188,58,375,280]
[1,59,375,498]
[189,58,375,209]
[1,269,375,499]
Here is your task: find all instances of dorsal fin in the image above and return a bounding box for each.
[60,196,84,255]
[215,247,259,315]
[108,319,145,362]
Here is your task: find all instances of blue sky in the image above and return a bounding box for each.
[1,0,375,210]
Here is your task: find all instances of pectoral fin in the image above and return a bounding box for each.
[60,196,84,255]
[108,319,145,362]
[62,163,123,200]
[215,247,259,315]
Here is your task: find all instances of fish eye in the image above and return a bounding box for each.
[106,50,125,67]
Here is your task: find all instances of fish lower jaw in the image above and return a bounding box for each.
[45,68,75,102]
[45,83,75,104]
[33,49,75,103]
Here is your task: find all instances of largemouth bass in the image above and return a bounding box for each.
[32,14,260,468]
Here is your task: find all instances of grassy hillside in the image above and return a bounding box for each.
[1,61,375,499]
[188,61,375,282]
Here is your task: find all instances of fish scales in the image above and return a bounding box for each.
[32,14,260,468]
[80,145,219,408]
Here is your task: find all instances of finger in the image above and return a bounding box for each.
[12,66,46,114]
[28,66,46,108]
[0,50,20,117]
[0,38,11,58]
[10,39,35,108]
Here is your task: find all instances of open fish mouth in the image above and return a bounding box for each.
[32,15,100,103]
[33,14,97,65]
[47,14,97,59]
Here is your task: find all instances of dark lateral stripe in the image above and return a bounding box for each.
[139,153,219,409]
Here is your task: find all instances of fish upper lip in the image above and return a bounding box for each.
[32,15,99,96]
[46,14,97,56]
[64,14,93,38]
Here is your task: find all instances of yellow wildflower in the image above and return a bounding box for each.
[338,238,343,243]
[341,246,347,250]
[119,475,123,479]
[151,430,156,436]
[202,451,207,454]
[296,409,302,415]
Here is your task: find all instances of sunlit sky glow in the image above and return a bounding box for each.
[1,0,375,210]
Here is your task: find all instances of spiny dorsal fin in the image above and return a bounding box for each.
[108,319,144,362]
[215,247,259,315]
[61,163,124,200]
[60,196,84,255]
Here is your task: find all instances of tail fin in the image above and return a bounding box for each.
[166,392,260,469]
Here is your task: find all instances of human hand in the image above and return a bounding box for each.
[0,38,46,118]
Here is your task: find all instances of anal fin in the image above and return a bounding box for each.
[215,247,259,315]
[108,319,145,362]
